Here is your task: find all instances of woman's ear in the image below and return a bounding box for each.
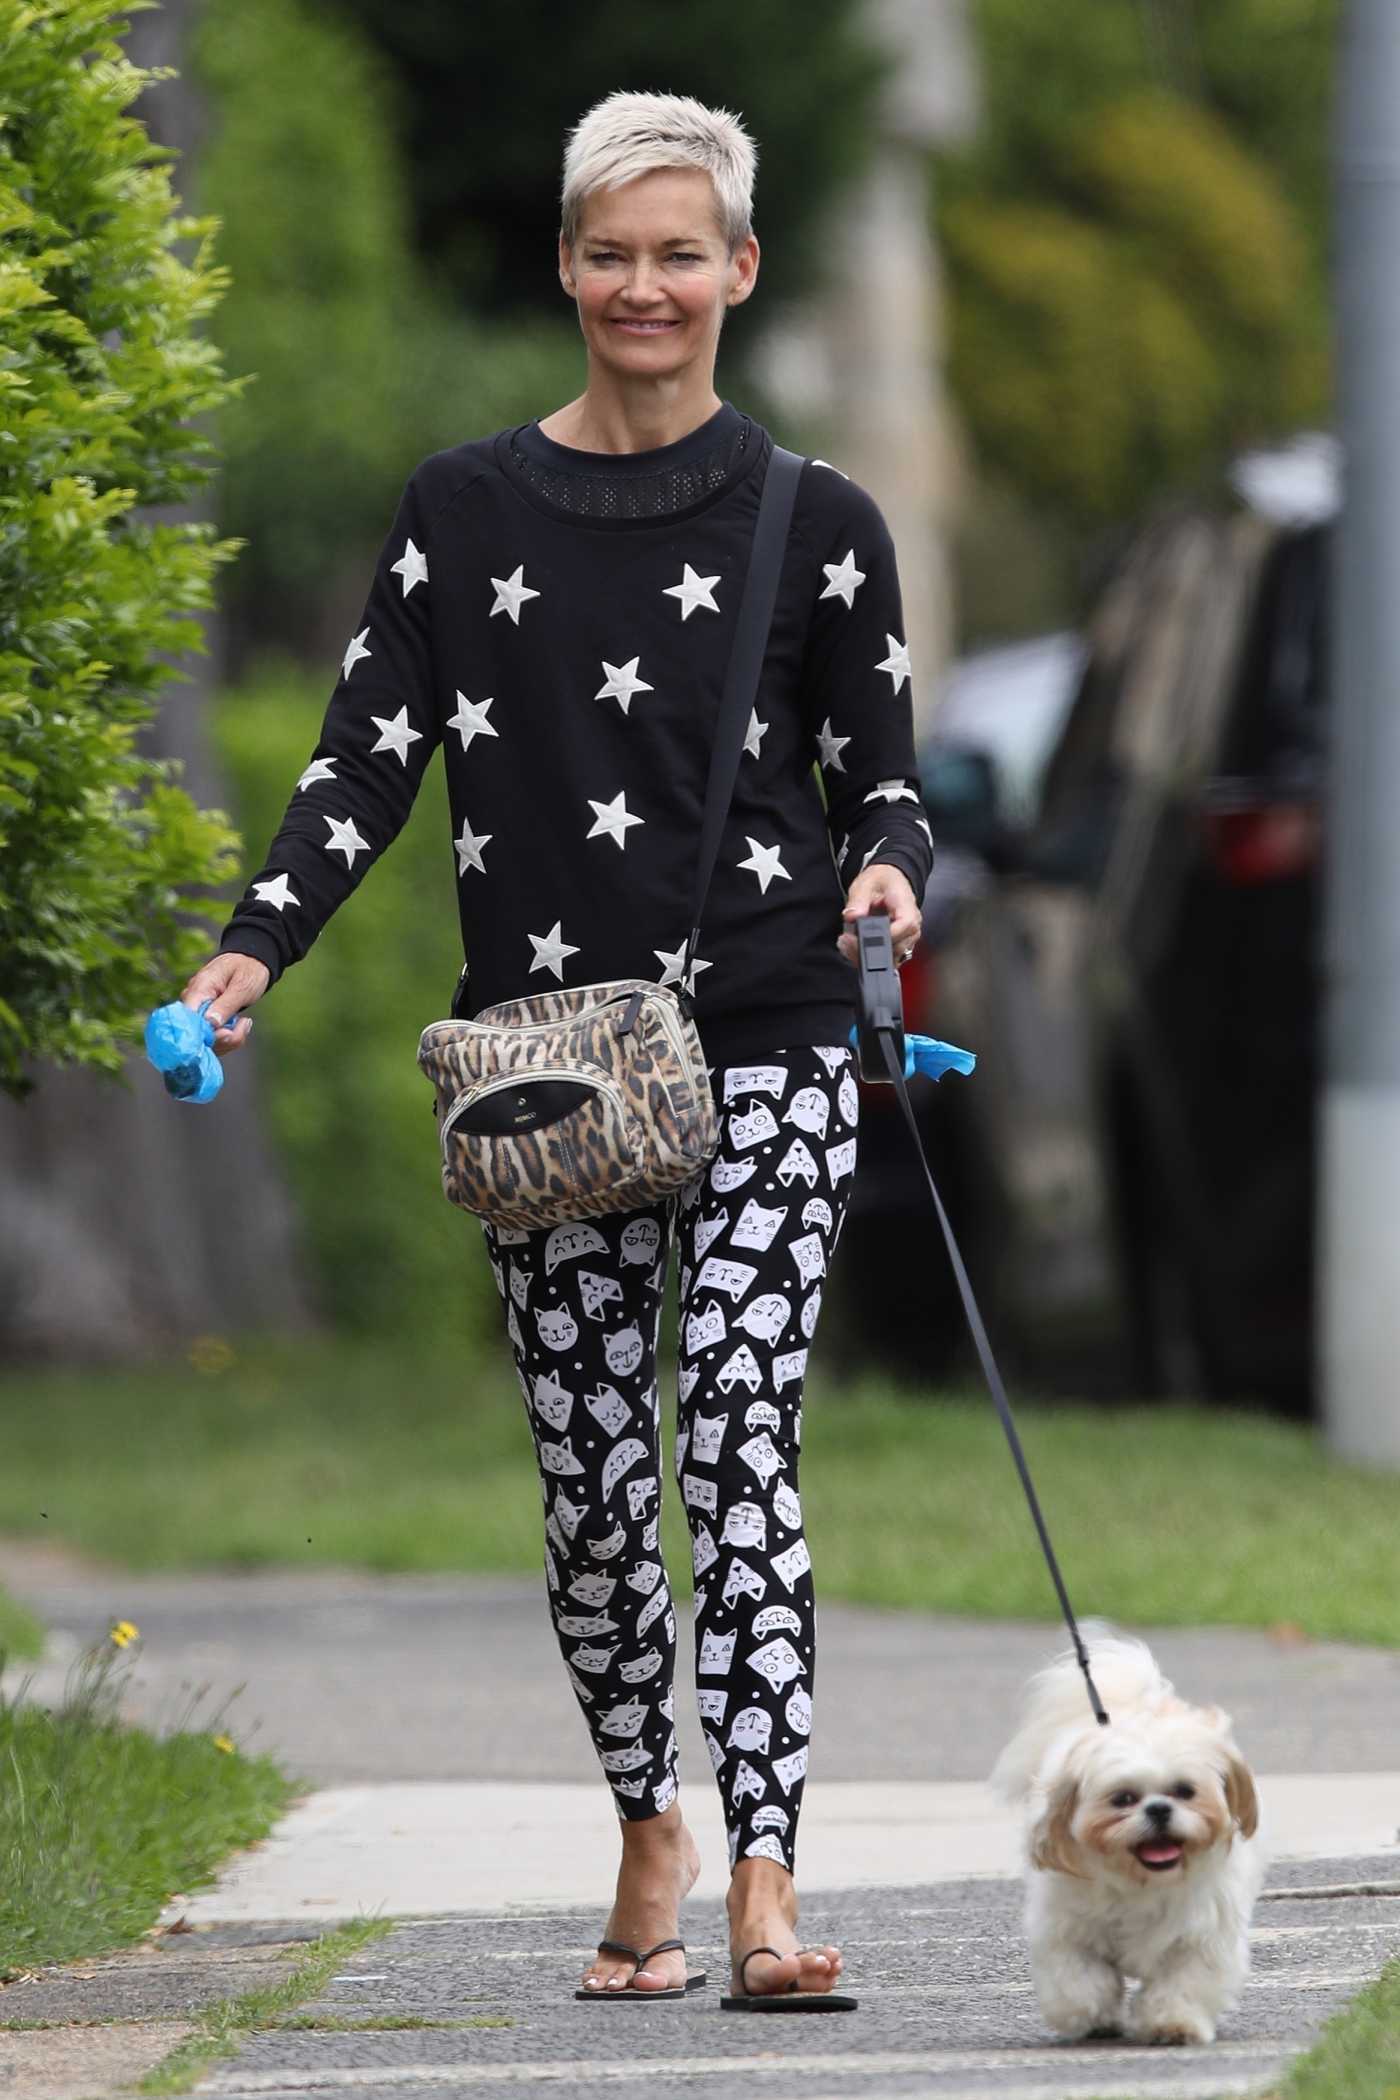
[1029,1770,1088,1879]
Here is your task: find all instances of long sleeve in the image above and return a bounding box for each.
[216,470,441,987]
[797,471,934,902]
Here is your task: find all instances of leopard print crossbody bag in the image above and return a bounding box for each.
[415,442,804,1231]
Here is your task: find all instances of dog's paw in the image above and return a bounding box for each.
[1082,2022,1124,2041]
[1127,2016,1214,2047]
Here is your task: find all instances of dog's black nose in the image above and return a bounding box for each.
[1144,1799,1173,1825]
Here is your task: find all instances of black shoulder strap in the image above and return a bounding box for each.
[680,441,804,1008]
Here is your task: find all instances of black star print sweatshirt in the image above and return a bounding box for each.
[215,400,934,1069]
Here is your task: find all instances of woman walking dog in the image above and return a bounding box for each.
[185,90,932,2009]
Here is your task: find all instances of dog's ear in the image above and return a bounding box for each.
[1220,1749,1259,1839]
[1029,1771,1088,1879]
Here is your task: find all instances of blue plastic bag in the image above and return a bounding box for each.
[847,1021,976,1082]
[144,997,226,1104]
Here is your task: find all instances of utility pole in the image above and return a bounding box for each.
[1321,0,1400,1466]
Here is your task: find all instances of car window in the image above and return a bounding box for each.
[1220,522,1328,782]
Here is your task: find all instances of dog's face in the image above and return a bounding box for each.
[1030,1705,1259,1886]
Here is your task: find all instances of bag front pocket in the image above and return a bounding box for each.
[438,1060,645,1216]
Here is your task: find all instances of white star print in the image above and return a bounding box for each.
[528,920,580,981]
[342,627,371,680]
[876,634,912,694]
[447,692,499,751]
[594,657,654,716]
[815,718,851,772]
[489,565,541,623]
[586,792,645,849]
[836,831,851,870]
[859,834,890,872]
[743,709,768,761]
[251,872,300,912]
[654,944,714,993]
[863,778,921,807]
[663,564,721,619]
[323,814,372,868]
[390,537,428,596]
[454,821,492,876]
[370,706,424,767]
[736,837,792,894]
[296,757,337,792]
[915,812,934,843]
[819,549,865,608]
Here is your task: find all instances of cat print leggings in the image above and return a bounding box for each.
[477,1042,859,1874]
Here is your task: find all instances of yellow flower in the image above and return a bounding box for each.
[189,1334,236,1374]
[212,1734,236,1755]
[109,1620,140,1648]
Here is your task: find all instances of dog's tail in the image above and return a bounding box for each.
[988,1619,1173,1802]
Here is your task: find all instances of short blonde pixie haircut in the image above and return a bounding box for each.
[560,89,757,259]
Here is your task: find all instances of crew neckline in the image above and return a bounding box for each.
[497,399,765,532]
[518,399,739,473]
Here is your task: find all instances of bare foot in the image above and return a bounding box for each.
[726,1856,844,1997]
[579,1801,702,1995]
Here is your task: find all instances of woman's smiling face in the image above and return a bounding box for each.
[561,166,758,379]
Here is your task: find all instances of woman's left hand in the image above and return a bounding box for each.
[836,863,922,968]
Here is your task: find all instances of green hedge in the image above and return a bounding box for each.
[209,653,500,1352]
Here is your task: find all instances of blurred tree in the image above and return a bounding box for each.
[188,0,583,660]
[936,0,1338,618]
[320,0,888,324]
[0,0,244,1094]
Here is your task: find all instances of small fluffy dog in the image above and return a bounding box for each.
[990,1621,1265,2047]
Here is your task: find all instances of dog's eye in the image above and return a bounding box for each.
[1110,1790,1139,1808]
[1171,1783,1196,1799]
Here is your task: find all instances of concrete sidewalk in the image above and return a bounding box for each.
[1,1538,1397,2099]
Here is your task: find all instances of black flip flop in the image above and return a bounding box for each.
[720,1942,858,2011]
[575,1936,707,2001]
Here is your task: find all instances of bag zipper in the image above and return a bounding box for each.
[440,1060,631,1148]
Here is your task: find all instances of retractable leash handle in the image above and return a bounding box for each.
[853,905,1110,1728]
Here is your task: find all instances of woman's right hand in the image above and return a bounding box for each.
[179,951,271,1057]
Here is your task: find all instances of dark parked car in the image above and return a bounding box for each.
[835,442,1332,1416]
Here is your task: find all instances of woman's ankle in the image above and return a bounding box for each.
[619,1798,686,1850]
[727,1855,797,1916]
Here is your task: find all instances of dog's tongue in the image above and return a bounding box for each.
[1138,1841,1183,1864]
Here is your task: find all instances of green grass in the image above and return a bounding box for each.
[135,1915,399,2094]
[0,1630,303,1976]
[1272,1950,1400,2100]
[0,1586,46,1668]
[1,1331,1398,1644]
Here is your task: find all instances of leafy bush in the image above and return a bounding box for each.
[0,0,246,1098]
[208,653,499,1348]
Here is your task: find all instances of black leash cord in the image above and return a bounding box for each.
[875,1021,1111,1729]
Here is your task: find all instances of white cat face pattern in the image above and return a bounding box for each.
[479,1044,857,1868]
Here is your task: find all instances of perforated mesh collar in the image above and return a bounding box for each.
[505,399,752,521]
